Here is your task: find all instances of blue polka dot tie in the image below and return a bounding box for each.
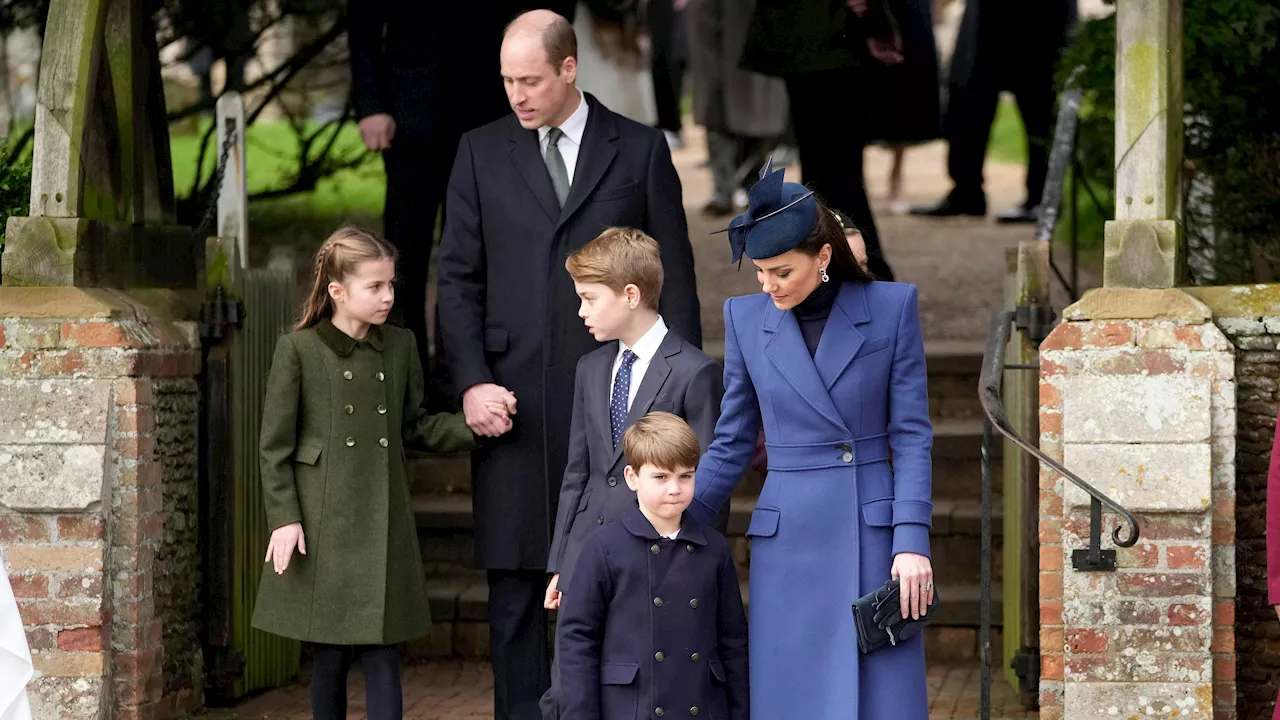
[610,350,638,447]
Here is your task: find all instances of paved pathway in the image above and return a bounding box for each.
[199,659,1036,720]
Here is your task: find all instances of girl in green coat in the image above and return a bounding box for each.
[251,227,501,720]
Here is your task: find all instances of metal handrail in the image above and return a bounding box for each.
[980,311,1141,551]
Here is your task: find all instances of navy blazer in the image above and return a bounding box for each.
[558,508,749,720]
[548,329,723,591]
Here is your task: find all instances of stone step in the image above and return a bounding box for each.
[410,574,1003,661]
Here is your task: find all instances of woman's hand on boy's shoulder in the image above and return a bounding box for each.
[265,522,306,575]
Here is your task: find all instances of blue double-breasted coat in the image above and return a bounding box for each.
[690,281,933,719]
[557,508,749,720]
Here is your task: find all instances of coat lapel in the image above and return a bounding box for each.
[813,283,870,390]
[609,337,677,467]
[763,301,847,431]
[508,120,561,223]
[557,94,618,231]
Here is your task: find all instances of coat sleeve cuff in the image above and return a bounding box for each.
[892,523,931,559]
[893,499,933,527]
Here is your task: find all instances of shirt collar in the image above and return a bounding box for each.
[620,506,709,547]
[538,89,588,146]
[316,319,385,356]
[620,316,668,364]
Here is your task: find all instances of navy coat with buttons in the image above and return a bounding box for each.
[558,508,748,720]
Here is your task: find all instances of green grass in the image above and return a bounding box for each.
[170,119,385,259]
[987,97,1028,165]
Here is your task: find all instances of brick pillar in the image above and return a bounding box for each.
[1037,289,1236,719]
[0,288,202,720]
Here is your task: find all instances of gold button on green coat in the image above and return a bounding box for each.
[344,404,354,414]
[377,404,387,415]
[376,371,385,381]
[252,320,478,647]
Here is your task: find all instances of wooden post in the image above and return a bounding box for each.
[216,92,249,269]
[2,0,197,289]
[1103,0,1184,288]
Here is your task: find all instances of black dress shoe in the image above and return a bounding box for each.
[909,195,987,218]
[996,205,1040,224]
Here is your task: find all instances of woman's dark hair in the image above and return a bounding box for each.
[795,196,875,284]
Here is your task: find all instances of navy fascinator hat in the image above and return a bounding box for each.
[712,157,817,264]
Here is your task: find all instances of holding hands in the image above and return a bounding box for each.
[464,383,518,437]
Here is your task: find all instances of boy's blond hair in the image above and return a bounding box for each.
[622,412,700,472]
[565,227,663,312]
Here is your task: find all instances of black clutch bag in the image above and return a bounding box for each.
[851,579,940,655]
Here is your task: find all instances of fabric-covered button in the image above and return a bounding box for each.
[344,404,354,414]
[379,438,388,448]
[345,437,355,447]
[377,404,387,415]
[343,370,353,380]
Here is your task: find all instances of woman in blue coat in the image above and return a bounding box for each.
[689,161,934,718]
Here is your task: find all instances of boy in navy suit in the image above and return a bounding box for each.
[540,228,724,719]
[557,413,748,720]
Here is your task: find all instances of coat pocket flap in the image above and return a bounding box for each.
[600,662,639,685]
[294,444,322,466]
[861,497,893,527]
[854,335,891,358]
[708,659,727,682]
[745,507,780,538]
[593,182,638,201]
[484,328,509,352]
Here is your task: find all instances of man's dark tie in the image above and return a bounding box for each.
[545,127,571,207]
[610,350,638,447]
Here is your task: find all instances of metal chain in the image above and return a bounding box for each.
[196,120,239,236]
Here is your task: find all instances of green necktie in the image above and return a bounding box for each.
[545,127,570,207]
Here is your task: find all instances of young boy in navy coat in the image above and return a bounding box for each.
[540,228,724,719]
[557,413,749,720]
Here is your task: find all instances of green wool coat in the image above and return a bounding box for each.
[251,320,476,645]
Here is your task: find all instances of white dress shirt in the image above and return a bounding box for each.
[610,316,668,412]
[538,90,589,184]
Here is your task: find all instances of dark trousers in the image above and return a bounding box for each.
[945,69,1056,208]
[490,569,551,720]
[382,134,449,372]
[785,70,895,281]
[309,643,401,720]
[707,131,774,198]
[648,0,687,133]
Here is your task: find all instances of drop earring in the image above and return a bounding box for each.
[820,266,830,283]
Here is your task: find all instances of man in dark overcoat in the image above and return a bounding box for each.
[912,0,1078,221]
[349,1,577,378]
[739,0,904,281]
[436,11,702,720]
